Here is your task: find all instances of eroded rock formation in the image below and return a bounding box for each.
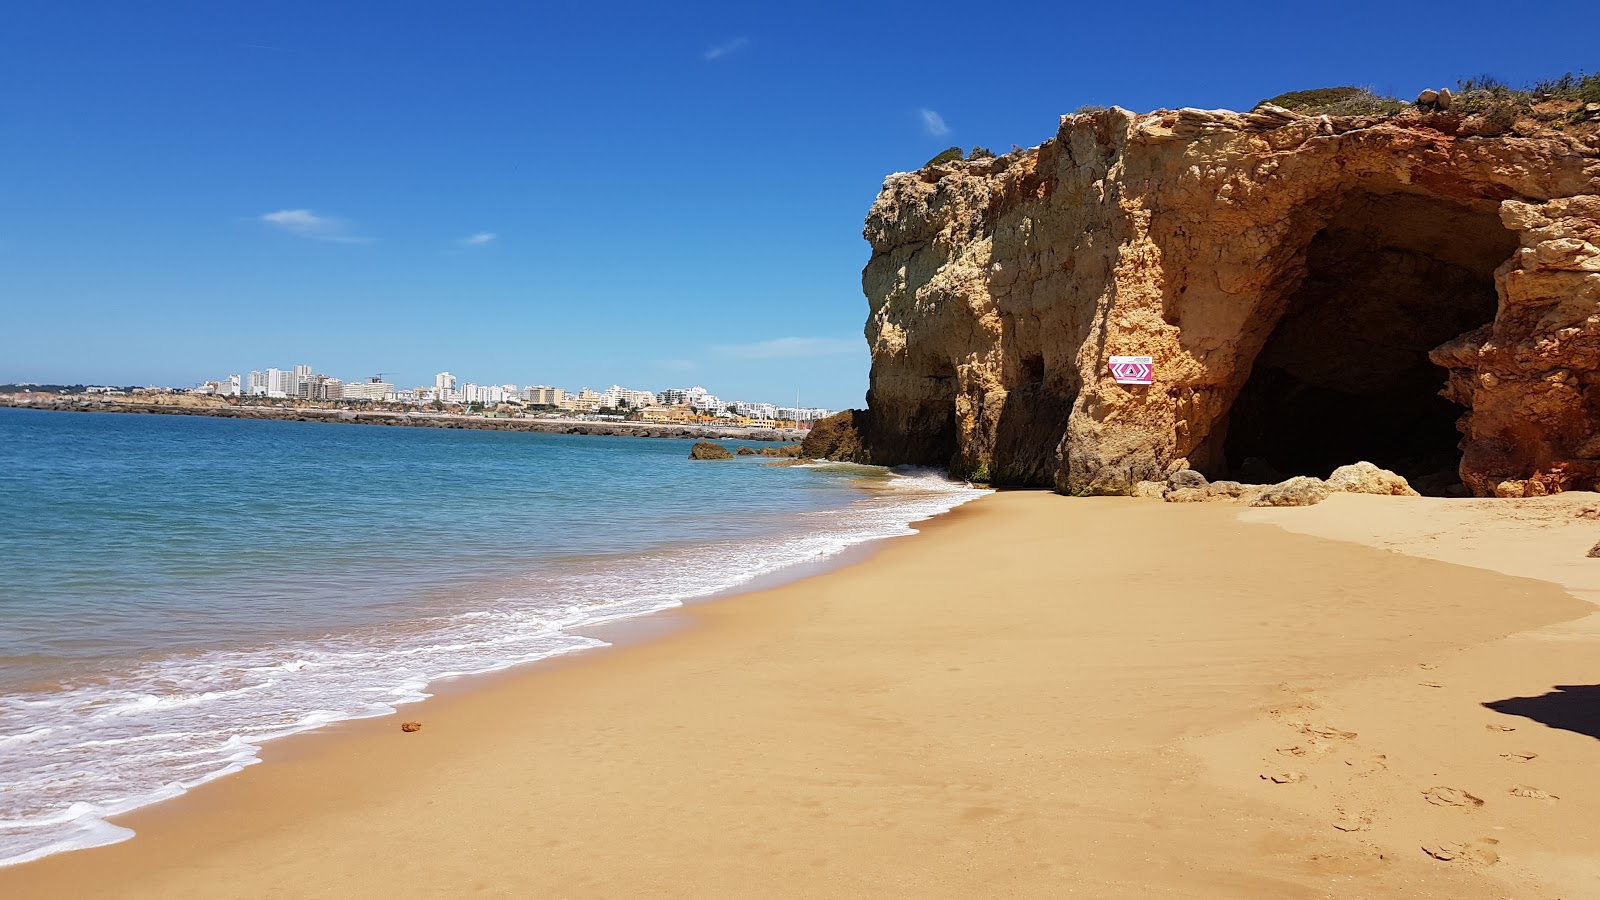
[859,102,1600,495]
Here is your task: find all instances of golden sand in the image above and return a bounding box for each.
[4,492,1598,898]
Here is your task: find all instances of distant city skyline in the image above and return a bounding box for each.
[186,360,832,420]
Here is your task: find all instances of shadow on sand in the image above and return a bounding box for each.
[1483,685,1600,740]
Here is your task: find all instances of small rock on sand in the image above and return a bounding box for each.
[401,721,422,733]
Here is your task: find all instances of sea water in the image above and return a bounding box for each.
[0,407,984,865]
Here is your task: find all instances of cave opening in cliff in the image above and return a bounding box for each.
[1222,191,1517,493]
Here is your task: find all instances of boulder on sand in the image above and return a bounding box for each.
[1248,476,1331,507]
[1327,461,1420,496]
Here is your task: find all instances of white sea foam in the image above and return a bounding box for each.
[0,468,985,867]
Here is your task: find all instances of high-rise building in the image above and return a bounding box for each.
[247,371,267,396]
[522,386,563,406]
[296,374,342,401]
[264,367,295,398]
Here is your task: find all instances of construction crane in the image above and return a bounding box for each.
[368,372,390,383]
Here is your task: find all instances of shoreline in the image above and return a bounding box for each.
[3,492,1598,896]
[0,400,808,443]
[0,455,981,870]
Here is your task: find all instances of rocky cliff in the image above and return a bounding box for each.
[858,94,1600,496]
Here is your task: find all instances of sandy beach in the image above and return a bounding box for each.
[4,491,1598,898]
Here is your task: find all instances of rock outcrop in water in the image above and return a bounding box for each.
[688,441,734,460]
[857,98,1600,496]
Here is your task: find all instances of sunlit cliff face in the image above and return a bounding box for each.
[860,105,1600,497]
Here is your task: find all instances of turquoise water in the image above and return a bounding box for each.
[0,407,982,865]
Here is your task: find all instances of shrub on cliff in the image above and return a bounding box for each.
[1257,86,1404,116]
[967,146,995,160]
[800,411,871,463]
[922,146,963,168]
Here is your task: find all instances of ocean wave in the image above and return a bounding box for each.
[0,468,985,867]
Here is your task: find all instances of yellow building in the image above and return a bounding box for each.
[639,405,697,424]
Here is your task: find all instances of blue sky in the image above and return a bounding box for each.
[1,1,1590,409]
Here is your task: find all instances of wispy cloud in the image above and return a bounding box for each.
[704,36,749,60]
[919,108,950,137]
[457,231,497,247]
[259,209,372,244]
[712,337,861,360]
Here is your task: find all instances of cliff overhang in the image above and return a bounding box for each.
[857,100,1600,497]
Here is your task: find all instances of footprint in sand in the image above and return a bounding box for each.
[1485,724,1517,732]
[1262,771,1306,784]
[1423,786,1485,808]
[1418,663,1438,670]
[1343,754,1388,776]
[1422,840,1499,865]
[1500,751,1538,763]
[1332,814,1372,832]
[1419,681,1444,688]
[1300,724,1358,741]
[1509,785,1559,801]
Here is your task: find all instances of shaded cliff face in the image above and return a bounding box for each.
[861,105,1600,495]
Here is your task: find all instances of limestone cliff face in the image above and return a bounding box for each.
[860,104,1600,495]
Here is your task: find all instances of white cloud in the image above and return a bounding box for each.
[704,36,749,60]
[259,209,372,244]
[712,337,861,360]
[457,232,497,247]
[919,108,950,137]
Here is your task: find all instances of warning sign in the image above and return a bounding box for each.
[1108,356,1154,385]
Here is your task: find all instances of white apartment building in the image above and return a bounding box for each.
[432,372,461,404]
[692,393,726,415]
[343,380,394,402]
[194,376,241,396]
[727,400,778,420]
[461,383,513,406]
[776,407,832,422]
[263,367,295,398]
[247,371,267,396]
[599,385,656,408]
[657,386,706,407]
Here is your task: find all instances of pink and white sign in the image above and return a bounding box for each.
[1108,356,1154,385]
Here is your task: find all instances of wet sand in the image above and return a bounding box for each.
[4,492,1598,898]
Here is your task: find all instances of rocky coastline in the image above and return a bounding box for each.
[843,90,1600,497]
[0,397,806,443]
